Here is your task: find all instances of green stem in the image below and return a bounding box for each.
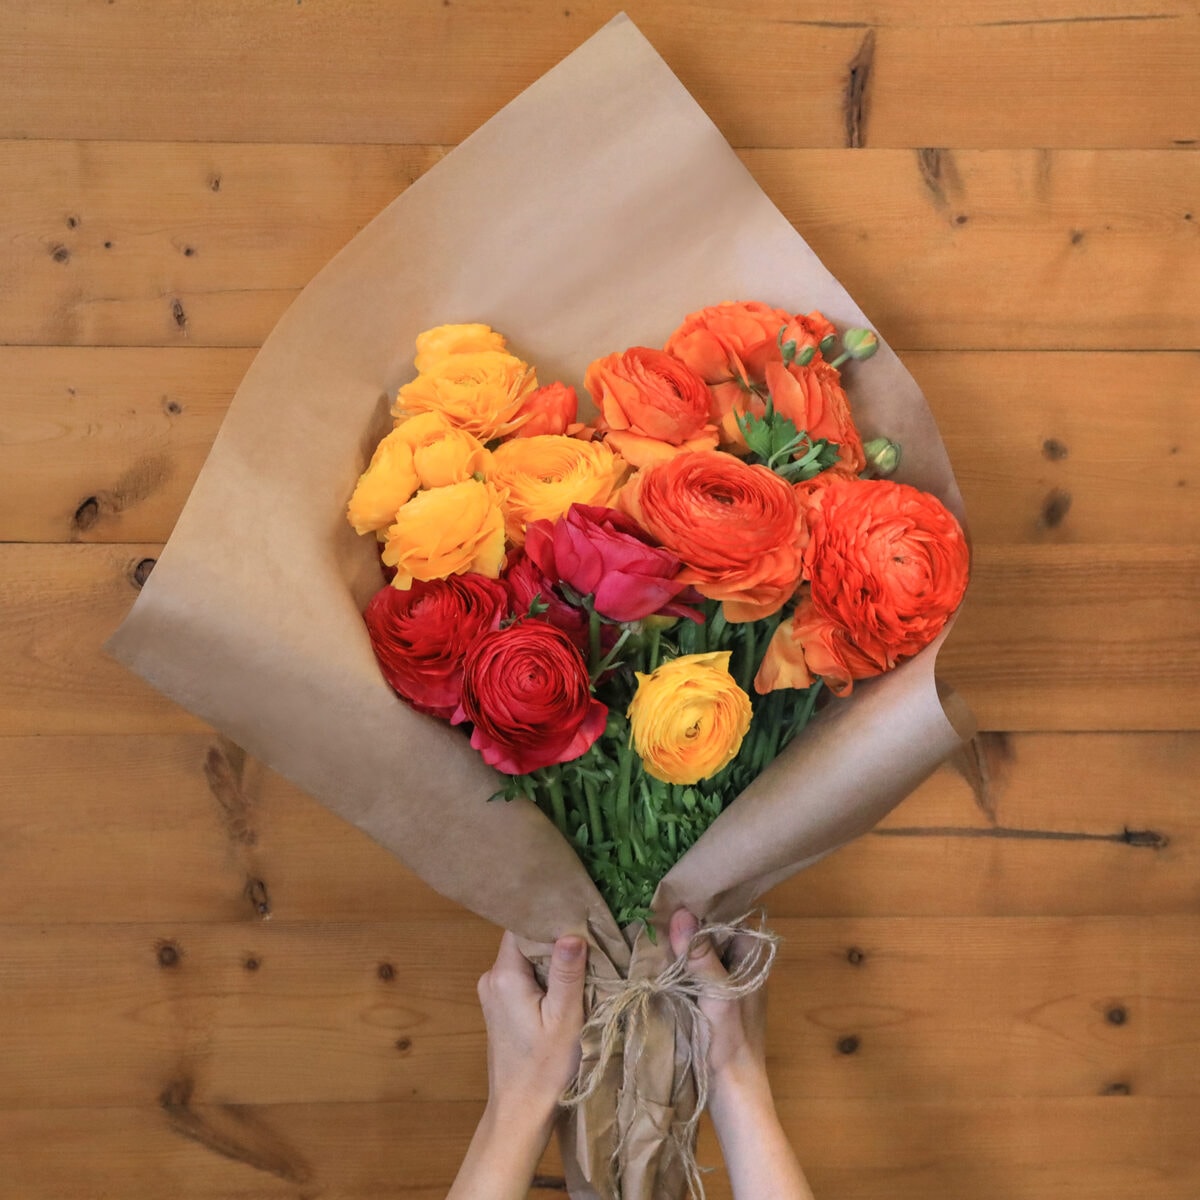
[591,626,632,682]
[647,626,662,672]
[545,772,568,835]
[588,608,602,675]
[615,746,634,869]
[583,774,604,847]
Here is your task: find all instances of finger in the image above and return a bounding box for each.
[669,909,728,985]
[541,935,587,1025]
[490,931,541,997]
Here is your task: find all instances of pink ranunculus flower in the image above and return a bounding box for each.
[525,504,702,623]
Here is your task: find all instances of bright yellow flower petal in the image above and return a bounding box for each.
[413,323,507,373]
[381,479,506,589]
[345,429,420,535]
[627,651,752,785]
[395,350,538,440]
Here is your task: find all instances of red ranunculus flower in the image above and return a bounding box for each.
[525,504,701,624]
[503,550,591,650]
[363,574,509,719]
[453,621,607,775]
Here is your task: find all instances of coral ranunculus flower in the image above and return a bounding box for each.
[585,347,718,468]
[627,651,752,784]
[756,478,969,696]
[619,450,807,622]
[381,478,507,588]
[346,428,421,535]
[412,323,507,373]
[395,350,538,440]
[390,411,491,489]
[489,435,628,545]
[764,359,865,475]
[507,381,579,440]
[454,621,607,775]
[363,574,509,719]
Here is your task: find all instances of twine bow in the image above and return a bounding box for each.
[561,913,780,1198]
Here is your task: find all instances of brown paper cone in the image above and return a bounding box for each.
[107,15,974,1198]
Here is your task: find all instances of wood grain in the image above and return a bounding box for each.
[2,1096,1195,1200]
[0,916,1194,1110]
[3,542,1196,734]
[1,1,1197,148]
[4,347,1198,546]
[0,732,1193,925]
[2,143,1198,350]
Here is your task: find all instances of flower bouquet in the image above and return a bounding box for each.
[349,310,968,931]
[108,16,974,1199]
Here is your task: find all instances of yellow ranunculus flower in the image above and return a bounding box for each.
[488,435,628,545]
[391,411,491,489]
[381,479,506,589]
[413,323,507,373]
[627,651,753,785]
[395,350,537,440]
[346,428,420,535]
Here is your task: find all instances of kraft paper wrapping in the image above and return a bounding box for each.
[107,15,974,1199]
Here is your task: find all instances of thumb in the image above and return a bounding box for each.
[670,909,728,985]
[542,935,587,1025]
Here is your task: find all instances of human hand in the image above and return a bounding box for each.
[476,930,588,1128]
[668,909,769,1101]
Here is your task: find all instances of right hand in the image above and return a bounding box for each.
[668,908,769,1094]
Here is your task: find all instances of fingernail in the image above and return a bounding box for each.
[556,936,585,961]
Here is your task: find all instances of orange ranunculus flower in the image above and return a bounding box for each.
[627,651,753,785]
[395,350,538,440]
[506,381,579,440]
[391,411,491,489]
[756,478,969,697]
[346,428,421,535]
[765,359,865,475]
[489,435,628,545]
[619,450,807,622]
[412,323,507,373]
[381,478,507,589]
[585,347,718,468]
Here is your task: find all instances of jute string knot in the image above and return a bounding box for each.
[561,913,779,1198]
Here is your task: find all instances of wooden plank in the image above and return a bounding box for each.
[4,348,1199,547]
[2,143,1199,350]
[0,1096,1195,1200]
[0,917,1194,1110]
[0,732,1194,925]
[937,544,1200,731]
[0,543,206,736]
[3,542,1197,734]
[0,2,1196,148]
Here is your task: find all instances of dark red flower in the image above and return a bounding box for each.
[453,621,607,775]
[503,550,591,650]
[363,575,509,719]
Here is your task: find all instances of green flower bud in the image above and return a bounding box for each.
[841,328,879,361]
[819,332,838,356]
[796,344,816,366]
[863,436,902,476]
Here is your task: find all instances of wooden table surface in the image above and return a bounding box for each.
[1,2,1198,1197]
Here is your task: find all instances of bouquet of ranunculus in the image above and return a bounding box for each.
[347,306,969,925]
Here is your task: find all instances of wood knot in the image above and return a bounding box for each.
[1039,488,1072,529]
[1042,438,1069,461]
[846,947,866,966]
[131,557,157,588]
[837,1035,860,1055]
[377,962,396,982]
[73,495,101,532]
[243,956,261,972]
[245,877,271,919]
[1102,1081,1131,1095]
[1106,1005,1128,1026]
[394,1037,412,1054]
[50,244,71,264]
[156,940,182,968]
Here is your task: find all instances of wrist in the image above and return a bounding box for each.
[707,1054,774,1123]
[482,1091,558,1150]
